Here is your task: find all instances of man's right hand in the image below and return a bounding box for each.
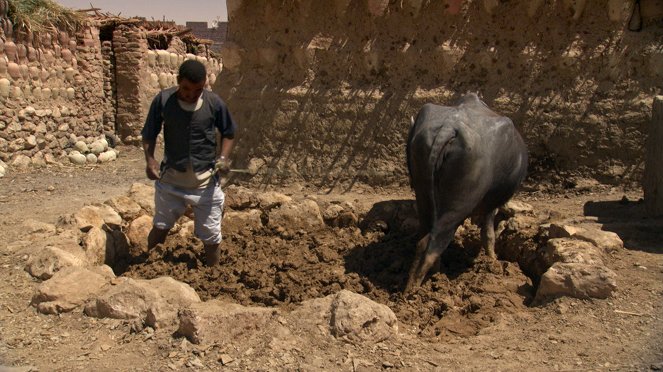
[146,158,160,180]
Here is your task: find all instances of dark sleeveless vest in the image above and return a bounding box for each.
[160,88,217,172]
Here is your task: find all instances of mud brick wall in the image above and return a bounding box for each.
[217,0,663,189]
[0,16,114,168]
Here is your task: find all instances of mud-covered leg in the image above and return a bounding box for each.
[405,231,454,293]
[481,208,498,259]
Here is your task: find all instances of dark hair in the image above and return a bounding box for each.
[178,60,207,83]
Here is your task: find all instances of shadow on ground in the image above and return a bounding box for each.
[584,198,663,254]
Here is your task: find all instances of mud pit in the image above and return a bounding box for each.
[120,189,535,338]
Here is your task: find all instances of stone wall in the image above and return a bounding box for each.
[217,0,663,189]
[0,14,114,169]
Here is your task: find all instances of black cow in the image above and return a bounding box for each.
[405,93,528,292]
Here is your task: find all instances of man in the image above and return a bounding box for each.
[141,59,237,266]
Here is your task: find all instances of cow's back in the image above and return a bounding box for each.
[407,94,528,229]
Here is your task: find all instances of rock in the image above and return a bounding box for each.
[573,227,623,252]
[105,195,142,220]
[68,151,87,165]
[25,135,37,149]
[126,215,153,256]
[94,203,123,226]
[74,140,89,153]
[98,150,117,162]
[128,183,155,213]
[85,153,98,163]
[322,204,345,221]
[224,185,258,210]
[85,277,200,328]
[329,290,398,343]
[25,246,87,280]
[11,154,31,169]
[536,262,618,301]
[83,227,113,265]
[177,299,276,344]
[267,199,324,232]
[89,140,106,155]
[257,191,292,210]
[22,219,56,235]
[323,205,358,228]
[548,224,585,239]
[31,266,114,314]
[0,164,5,178]
[541,238,605,267]
[71,205,106,232]
[500,200,534,217]
[31,152,46,167]
[223,209,263,235]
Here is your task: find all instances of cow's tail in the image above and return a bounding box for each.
[406,114,421,189]
[428,125,457,220]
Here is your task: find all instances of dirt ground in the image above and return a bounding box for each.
[1,145,662,371]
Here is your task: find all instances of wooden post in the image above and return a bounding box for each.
[644,96,663,217]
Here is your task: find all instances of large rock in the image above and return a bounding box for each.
[128,183,155,214]
[541,238,605,267]
[547,223,623,252]
[22,219,56,235]
[105,195,142,221]
[11,154,31,169]
[223,209,263,235]
[126,215,152,256]
[177,299,277,344]
[499,200,534,218]
[31,266,115,314]
[536,262,617,301]
[85,276,201,328]
[547,224,585,239]
[70,205,105,232]
[329,290,398,343]
[267,199,324,232]
[83,227,114,265]
[573,228,623,252]
[257,191,292,210]
[224,185,259,210]
[25,246,87,280]
[94,203,123,227]
[287,291,398,344]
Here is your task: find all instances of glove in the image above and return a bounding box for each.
[215,156,231,175]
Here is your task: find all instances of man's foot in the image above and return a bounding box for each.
[204,244,220,266]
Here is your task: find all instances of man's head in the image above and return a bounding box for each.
[177,60,207,103]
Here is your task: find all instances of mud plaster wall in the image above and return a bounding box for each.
[0,20,113,166]
[113,26,223,144]
[216,0,663,190]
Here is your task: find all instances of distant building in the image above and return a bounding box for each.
[185,21,228,52]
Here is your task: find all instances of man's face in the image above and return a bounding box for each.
[176,77,206,104]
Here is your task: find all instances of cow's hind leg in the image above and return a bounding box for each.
[481,208,498,259]
[405,230,454,293]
